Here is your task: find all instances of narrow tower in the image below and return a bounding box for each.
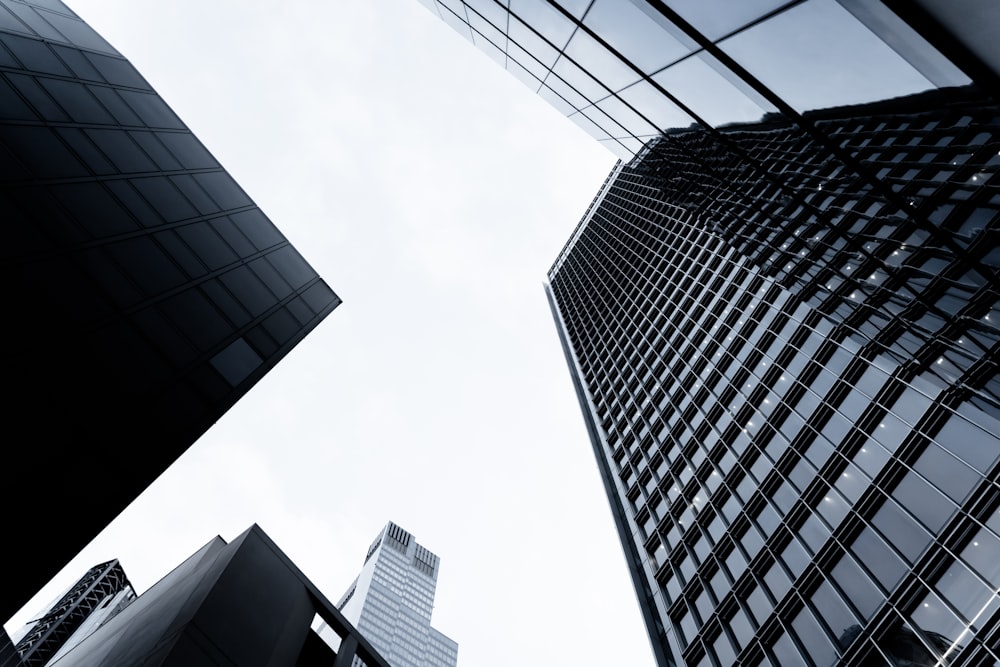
[337,522,458,667]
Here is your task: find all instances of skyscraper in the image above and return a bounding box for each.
[6,559,134,667]
[1,0,339,620]
[419,1,1000,665]
[32,525,391,667]
[336,522,458,667]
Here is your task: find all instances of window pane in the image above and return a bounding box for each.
[719,0,933,112]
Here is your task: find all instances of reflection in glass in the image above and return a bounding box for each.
[581,0,694,75]
[617,78,695,134]
[562,24,640,93]
[652,52,773,128]
[509,0,576,47]
[719,0,934,113]
[665,0,793,41]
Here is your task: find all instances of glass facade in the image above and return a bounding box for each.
[422,1,1000,666]
[335,522,458,667]
[1,0,340,621]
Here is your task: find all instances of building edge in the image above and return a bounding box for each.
[545,282,675,667]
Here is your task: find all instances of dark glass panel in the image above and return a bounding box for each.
[830,553,882,620]
[132,176,197,222]
[5,72,68,121]
[158,288,232,352]
[219,265,276,318]
[176,223,238,271]
[890,469,955,534]
[106,236,186,297]
[3,32,69,75]
[86,128,156,173]
[209,337,262,387]
[871,500,932,565]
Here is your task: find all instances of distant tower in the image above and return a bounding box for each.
[11,560,135,667]
[337,522,458,667]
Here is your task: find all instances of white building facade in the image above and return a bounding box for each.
[336,522,457,667]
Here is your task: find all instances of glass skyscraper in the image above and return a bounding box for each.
[419,1,1000,665]
[1,0,339,621]
[335,522,458,667]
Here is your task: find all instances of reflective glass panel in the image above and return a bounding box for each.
[617,78,696,133]
[652,52,773,128]
[718,0,934,113]
[582,0,695,75]
[563,24,641,92]
[665,0,792,41]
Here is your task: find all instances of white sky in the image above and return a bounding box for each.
[7,0,657,665]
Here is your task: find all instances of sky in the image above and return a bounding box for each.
[7,0,657,664]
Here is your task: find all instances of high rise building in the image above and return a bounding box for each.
[27,525,390,667]
[336,522,458,667]
[419,1,1000,665]
[1,0,339,620]
[9,559,135,667]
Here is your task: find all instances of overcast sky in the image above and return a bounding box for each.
[6,1,657,664]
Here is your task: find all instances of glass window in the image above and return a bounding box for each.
[107,236,185,297]
[39,78,113,124]
[665,0,792,41]
[764,561,792,601]
[913,444,981,505]
[961,527,1000,589]
[792,606,839,667]
[5,73,67,122]
[617,79,696,133]
[830,553,882,620]
[719,0,934,113]
[509,0,576,48]
[653,52,773,128]
[891,469,955,534]
[769,630,801,665]
[910,588,966,649]
[119,89,184,129]
[209,337,262,387]
[132,176,197,222]
[563,26,640,93]
[593,95,658,138]
[86,129,155,173]
[3,32,70,75]
[780,539,810,580]
[934,559,1000,630]
[810,579,859,648]
[713,629,738,666]
[582,0,695,74]
[851,525,906,590]
[747,582,772,625]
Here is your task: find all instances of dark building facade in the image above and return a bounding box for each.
[1,0,339,621]
[40,525,390,667]
[419,1,1000,665]
[10,559,135,667]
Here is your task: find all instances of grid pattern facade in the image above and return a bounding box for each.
[0,0,340,619]
[546,86,1000,667]
[338,523,458,667]
[417,1,1000,665]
